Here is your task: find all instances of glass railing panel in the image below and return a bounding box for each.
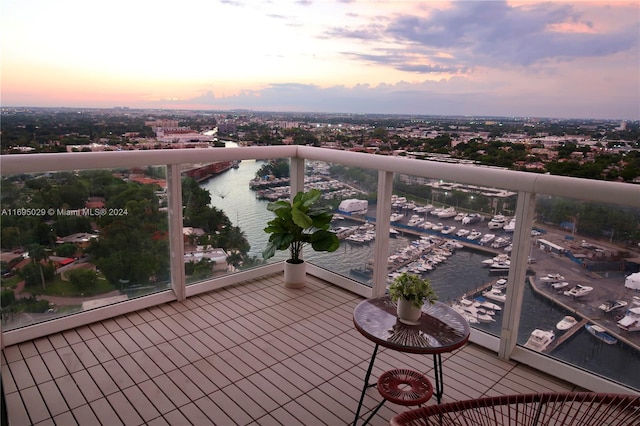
[183,151,289,284]
[391,173,519,336]
[302,160,379,285]
[517,194,640,390]
[0,168,171,330]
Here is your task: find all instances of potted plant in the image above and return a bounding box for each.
[388,272,438,324]
[263,189,340,288]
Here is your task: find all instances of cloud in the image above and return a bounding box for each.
[328,1,638,73]
[219,0,244,6]
[180,76,638,120]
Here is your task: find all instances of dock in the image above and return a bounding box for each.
[545,318,588,353]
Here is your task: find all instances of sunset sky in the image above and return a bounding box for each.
[2,1,638,119]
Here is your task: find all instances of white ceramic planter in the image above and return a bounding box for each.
[397,298,422,324]
[284,259,306,288]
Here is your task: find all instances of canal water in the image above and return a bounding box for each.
[200,148,640,391]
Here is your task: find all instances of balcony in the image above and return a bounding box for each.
[1,146,639,424]
[2,272,583,425]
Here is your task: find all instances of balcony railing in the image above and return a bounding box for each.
[1,145,639,396]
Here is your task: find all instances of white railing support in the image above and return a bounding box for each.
[500,191,536,358]
[167,164,186,301]
[373,171,393,296]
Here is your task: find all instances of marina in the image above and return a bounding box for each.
[201,150,640,390]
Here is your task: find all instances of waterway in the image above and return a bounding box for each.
[199,144,640,390]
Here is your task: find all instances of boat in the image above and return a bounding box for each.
[482,254,510,266]
[524,329,555,352]
[451,304,479,324]
[441,225,456,235]
[563,284,593,298]
[456,228,470,237]
[474,298,502,311]
[491,237,511,249]
[503,218,516,233]
[479,234,496,245]
[462,213,482,225]
[493,278,508,290]
[598,300,628,313]
[390,213,404,222]
[420,221,434,230]
[585,324,618,345]
[477,313,495,323]
[413,206,430,214]
[617,307,640,332]
[467,230,482,240]
[454,212,467,221]
[431,223,444,231]
[437,207,457,218]
[540,273,565,283]
[407,214,424,227]
[482,288,506,303]
[487,214,507,229]
[556,316,577,331]
[489,261,511,271]
[551,281,569,290]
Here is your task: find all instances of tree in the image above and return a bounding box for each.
[28,244,48,290]
[68,269,98,292]
[56,243,78,258]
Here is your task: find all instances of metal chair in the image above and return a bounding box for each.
[390,392,640,426]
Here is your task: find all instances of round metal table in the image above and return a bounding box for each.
[352,296,470,425]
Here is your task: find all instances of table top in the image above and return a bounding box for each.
[353,296,470,355]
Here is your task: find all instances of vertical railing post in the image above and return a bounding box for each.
[290,156,305,199]
[290,155,305,260]
[499,191,536,358]
[372,171,393,297]
[167,164,186,301]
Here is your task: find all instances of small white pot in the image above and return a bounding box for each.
[284,259,306,288]
[397,298,422,324]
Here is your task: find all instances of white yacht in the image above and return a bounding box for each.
[462,213,483,225]
[563,284,593,298]
[479,233,496,245]
[598,300,628,313]
[437,207,457,218]
[441,225,456,235]
[482,288,507,303]
[551,281,569,290]
[456,228,470,237]
[617,307,640,332]
[390,213,404,222]
[524,329,555,352]
[491,236,511,249]
[431,223,444,231]
[540,273,565,283]
[556,316,577,331]
[492,278,508,290]
[487,214,507,229]
[482,253,510,266]
[503,218,516,233]
[467,230,482,240]
[454,212,467,221]
[407,215,424,227]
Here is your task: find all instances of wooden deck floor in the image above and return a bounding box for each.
[2,273,580,425]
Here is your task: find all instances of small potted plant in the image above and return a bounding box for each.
[263,189,340,288]
[388,272,438,324]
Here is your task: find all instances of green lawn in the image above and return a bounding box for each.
[24,275,116,297]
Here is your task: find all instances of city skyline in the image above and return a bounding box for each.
[1,1,638,120]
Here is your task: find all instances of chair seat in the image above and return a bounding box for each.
[377,368,433,406]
